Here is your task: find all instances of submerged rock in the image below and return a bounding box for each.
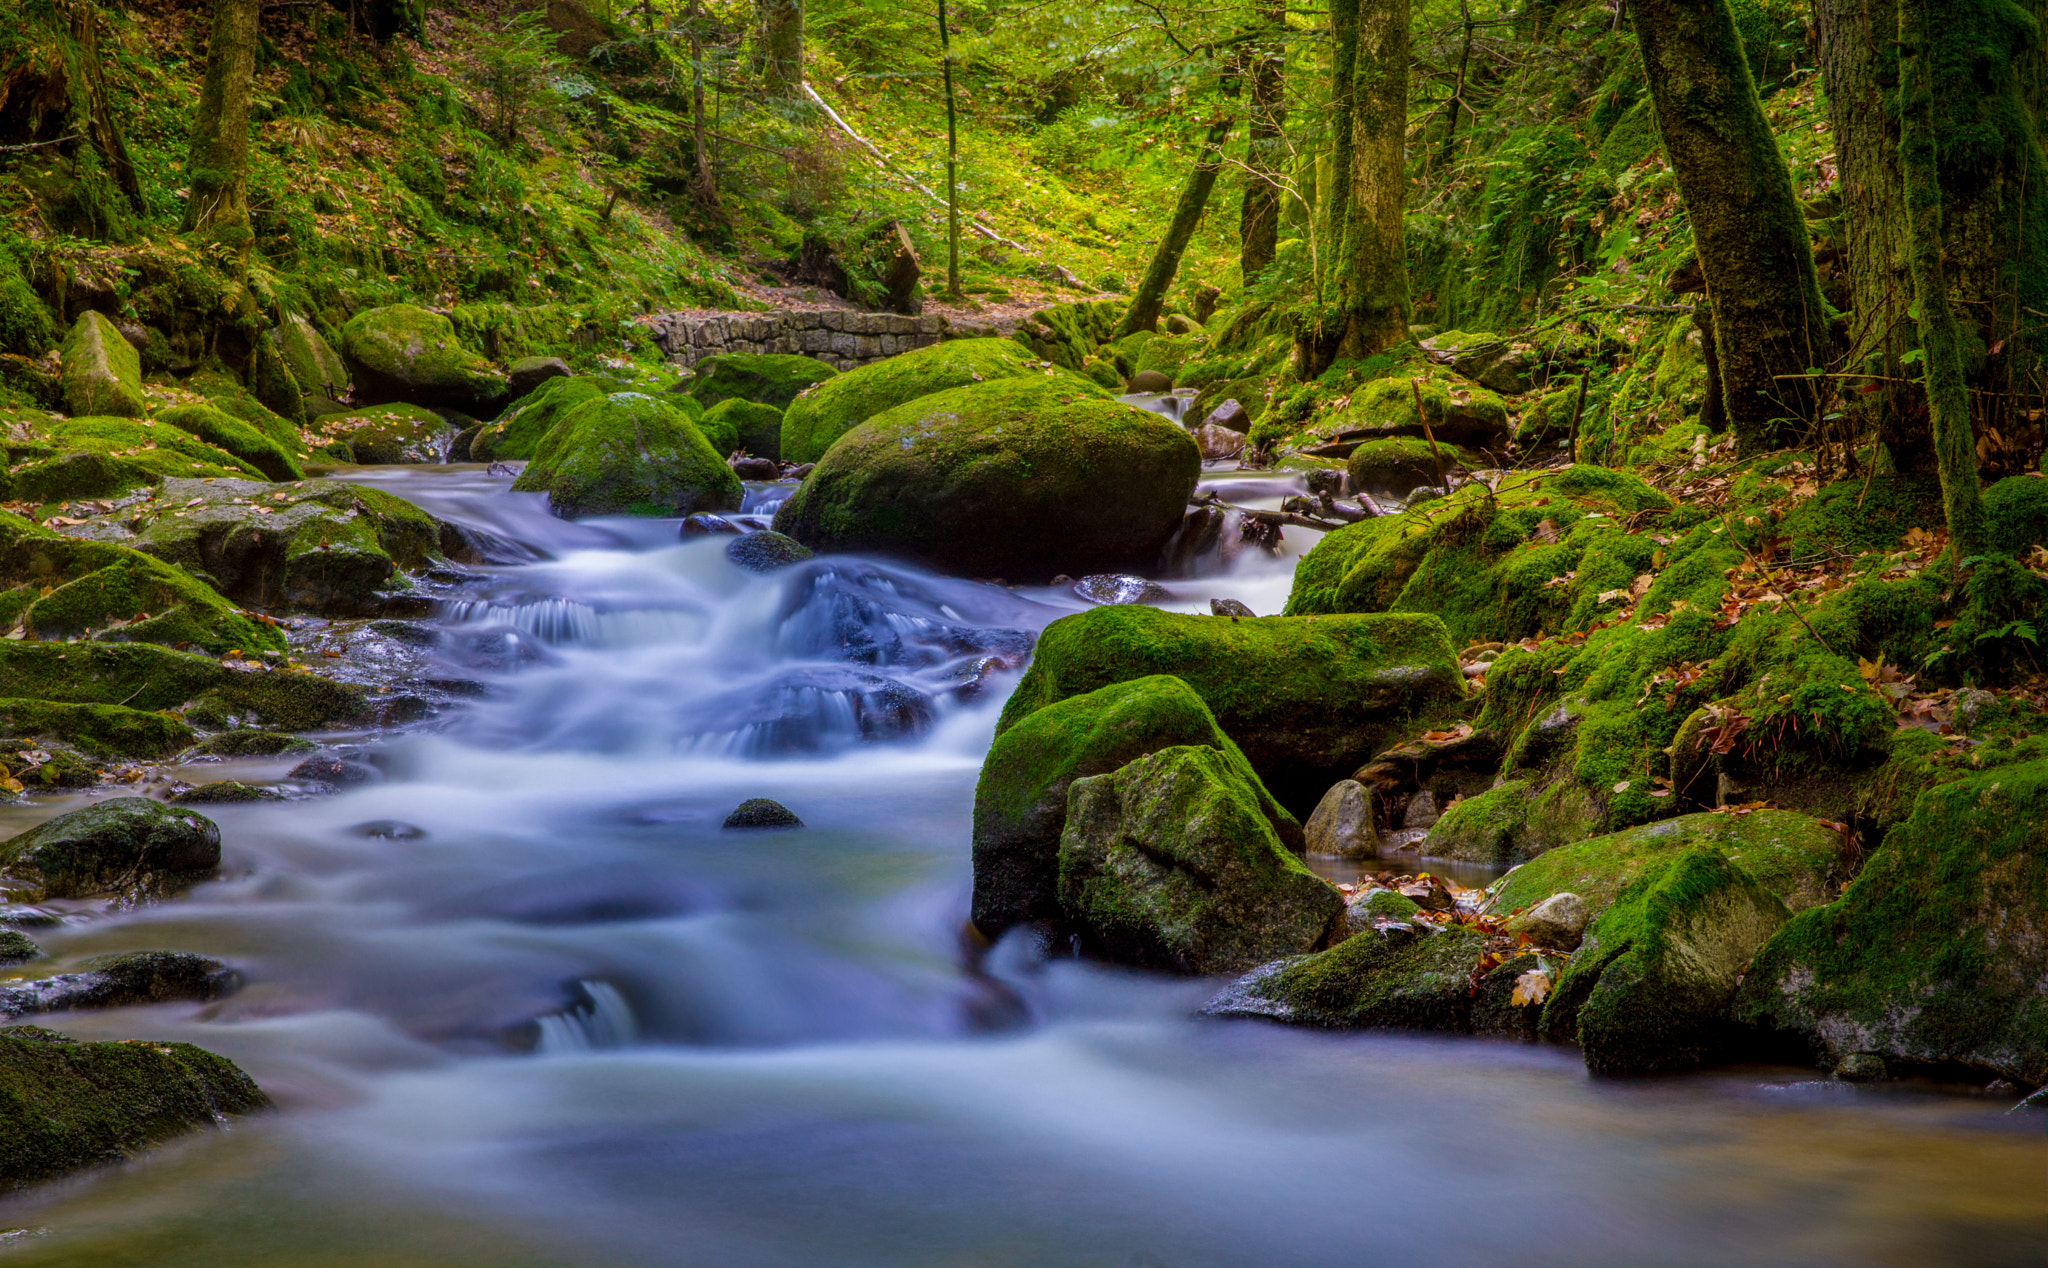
[0,1024,267,1190]
[0,932,40,965]
[287,753,378,786]
[726,531,813,573]
[779,338,1057,464]
[0,799,221,902]
[723,798,804,830]
[170,781,282,805]
[512,392,742,519]
[0,950,240,1018]
[1059,745,1341,974]
[1072,574,1168,607]
[971,675,1300,937]
[1202,923,1484,1029]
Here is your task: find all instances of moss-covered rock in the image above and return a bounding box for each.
[1514,384,1581,450]
[119,477,445,616]
[683,352,837,411]
[972,675,1302,937]
[702,398,785,460]
[58,312,145,418]
[470,374,608,462]
[11,417,265,501]
[156,404,304,481]
[996,605,1464,810]
[0,797,220,901]
[1326,376,1511,449]
[309,402,449,464]
[0,1024,266,1190]
[339,304,507,413]
[772,377,1197,581]
[1733,761,2048,1086]
[271,313,349,403]
[1540,847,1789,1075]
[1200,923,1485,1029]
[189,729,314,757]
[1489,809,1843,917]
[779,338,1058,464]
[1346,437,1475,496]
[511,391,742,518]
[0,641,366,731]
[0,699,195,759]
[1058,745,1343,974]
[1,509,285,655]
[1982,472,2048,556]
[1424,780,1539,866]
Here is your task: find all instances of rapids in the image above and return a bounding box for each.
[0,466,2037,1267]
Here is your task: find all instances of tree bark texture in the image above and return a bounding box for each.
[182,0,259,244]
[1116,115,1236,338]
[940,0,961,300]
[1333,0,1411,361]
[63,0,143,214]
[1319,0,1359,272]
[1631,0,1832,453]
[1899,0,1987,553]
[1237,0,1287,283]
[757,0,803,97]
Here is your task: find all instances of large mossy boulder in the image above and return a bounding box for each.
[1,508,285,654]
[1346,437,1475,497]
[310,402,450,464]
[0,699,194,759]
[1201,923,1485,1029]
[59,312,145,418]
[683,352,837,411]
[1733,762,2048,1087]
[1540,847,1789,1075]
[339,304,507,413]
[971,675,1301,937]
[1058,745,1342,974]
[0,639,365,732]
[0,1024,266,1190]
[271,313,349,405]
[11,417,265,502]
[1487,808,1843,918]
[512,391,742,518]
[0,798,221,901]
[119,477,445,616]
[779,337,1055,464]
[469,374,608,462]
[1326,375,1510,450]
[772,377,1198,581]
[996,605,1464,810]
[702,398,785,460]
[156,404,304,481]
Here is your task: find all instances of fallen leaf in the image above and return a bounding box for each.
[1510,968,1553,1007]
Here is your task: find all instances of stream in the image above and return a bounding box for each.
[0,463,2039,1267]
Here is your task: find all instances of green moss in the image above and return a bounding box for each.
[0,642,364,729]
[0,699,194,758]
[1490,808,1842,916]
[1981,474,2048,556]
[312,402,450,464]
[470,375,607,461]
[1514,384,1581,449]
[972,675,1301,934]
[684,353,837,411]
[1780,475,1944,561]
[190,729,315,757]
[701,398,785,460]
[511,391,741,518]
[779,338,1060,464]
[12,417,263,500]
[0,270,55,357]
[271,313,349,399]
[997,604,1463,811]
[1423,780,1535,865]
[1328,376,1511,448]
[156,404,304,481]
[58,312,145,418]
[1213,924,1485,1029]
[339,304,506,409]
[0,797,220,900]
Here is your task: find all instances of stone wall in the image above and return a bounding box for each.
[641,310,1006,373]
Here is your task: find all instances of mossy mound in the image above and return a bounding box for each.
[972,675,1301,937]
[1541,847,1790,1075]
[997,605,1464,811]
[0,797,220,901]
[156,404,304,482]
[701,398,785,460]
[119,477,445,616]
[271,314,350,403]
[683,352,837,411]
[0,509,285,655]
[1201,923,1485,1030]
[339,304,508,413]
[778,337,1060,464]
[1058,745,1343,974]
[10,416,266,502]
[0,641,366,731]
[1514,385,1581,450]
[1982,473,2048,556]
[309,402,450,464]
[189,730,315,758]
[1346,437,1476,496]
[1734,761,2048,1087]
[1326,376,1511,450]
[58,312,145,418]
[469,375,608,462]
[0,1025,267,1190]
[771,377,1196,581]
[0,699,195,759]
[512,391,742,518]
[1489,809,1843,917]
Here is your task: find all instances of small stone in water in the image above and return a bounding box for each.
[287,755,377,787]
[682,514,742,537]
[1210,598,1256,618]
[1834,1052,1887,1082]
[1072,575,1168,607]
[170,781,283,805]
[723,799,804,830]
[1127,369,1172,393]
[726,531,814,573]
[1203,399,1250,433]
[729,456,781,481]
[346,820,428,840]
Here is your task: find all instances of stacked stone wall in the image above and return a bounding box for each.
[641,310,1007,372]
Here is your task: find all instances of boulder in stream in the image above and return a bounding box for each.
[681,352,837,412]
[0,950,240,1018]
[726,531,813,572]
[723,798,805,830]
[1202,922,1484,1029]
[1303,780,1377,858]
[471,374,608,462]
[779,338,1057,464]
[0,798,221,902]
[512,392,742,519]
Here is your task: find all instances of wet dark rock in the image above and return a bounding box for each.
[772,562,1035,671]
[0,799,221,902]
[1303,467,1346,500]
[508,356,573,397]
[1128,369,1172,393]
[345,819,428,839]
[1201,923,1483,1028]
[1193,422,1246,460]
[1203,399,1250,433]
[1210,598,1256,618]
[170,781,283,805]
[786,463,815,480]
[1072,574,1168,607]
[723,798,805,830]
[726,531,814,573]
[287,754,379,787]
[449,423,484,463]
[0,951,240,1018]
[0,932,40,965]
[1161,505,1244,577]
[729,456,781,481]
[1834,1053,1887,1082]
[694,667,935,754]
[682,514,743,537]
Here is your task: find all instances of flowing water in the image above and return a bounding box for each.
[0,466,2039,1267]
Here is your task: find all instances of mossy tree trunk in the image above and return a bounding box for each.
[63,0,143,215]
[1817,0,2048,472]
[756,0,803,97]
[939,0,961,301]
[1631,0,1832,454]
[181,0,259,262]
[1237,0,1287,283]
[1332,0,1411,362]
[1318,0,1358,289]
[1115,114,1236,338]
[1898,0,1987,555]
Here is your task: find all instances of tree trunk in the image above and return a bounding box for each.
[62,0,143,215]
[181,0,259,255]
[1319,0,1358,270]
[1898,0,1986,555]
[688,0,717,206]
[757,0,803,97]
[1332,0,1411,361]
[940,0,961,301]
[1116,115,1236,338]
[1631,0,1832,454]
[1237,0,1286,283]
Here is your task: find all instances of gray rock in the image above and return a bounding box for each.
[1504,891,1588,951]
[287,754,378,786]
[508,356,572,397]
[1834,1052,1887,1082]
[729,456,781,481]
[0,799,221,902]
[0,951,240,1018]
[1072,574,1168,607]
[726,531,814,572]
[681,514,743,537]
[1128,369,1172,393]
[1210,598,1256,618]
[1193,422,1246,460]
[1402,789,1440,831]
[1304,780,1378,858]
[1203,399,1249,433]
[723,798,804,829]
[169,781,283,805]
